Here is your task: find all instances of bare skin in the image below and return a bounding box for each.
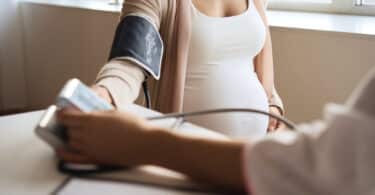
[57,109,246,192]
[91,85,114,106]
[92,0,282,131]
[192,0,249,17]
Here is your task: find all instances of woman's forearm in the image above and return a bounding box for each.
[142,127,247,191]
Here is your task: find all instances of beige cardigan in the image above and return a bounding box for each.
[96,0,284,114]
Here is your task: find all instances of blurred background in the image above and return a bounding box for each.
[0,0,374,123]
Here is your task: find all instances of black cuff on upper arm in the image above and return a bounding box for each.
[109,15,163,80]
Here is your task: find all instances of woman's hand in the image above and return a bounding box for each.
[91,85,114,106]
[56,109,153,167]
[267,106,283,132]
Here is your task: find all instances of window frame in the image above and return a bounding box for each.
[268,0,375,16]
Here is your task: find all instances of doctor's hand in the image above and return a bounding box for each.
[91,85,114,106]
[56,109,154,167]
[267,106,283,132]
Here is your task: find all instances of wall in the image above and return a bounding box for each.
[271,28,375,122]
[0,0,28,111]
[21,3,375,122]
[0,51,3,111]
[21,4,118,109]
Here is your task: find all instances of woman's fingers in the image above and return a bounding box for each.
[268,118,277,132]
[277,122,285,130]
[268,106,282,132]
[56,149,93,164]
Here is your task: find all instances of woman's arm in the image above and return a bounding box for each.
[253,0,284,130]
[92,0,163,108]
[253,0,275,101]
[94,60,145,107]
[57,110,246,192]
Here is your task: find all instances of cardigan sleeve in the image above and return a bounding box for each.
[95,60,144,108]
[95,0,163,108]
[120,0,163,28]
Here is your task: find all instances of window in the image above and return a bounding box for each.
[270,0,331,3]
[268,0,375,16]
[363,0,375,5]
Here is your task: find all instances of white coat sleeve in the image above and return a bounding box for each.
[244,67,375,195]
[243,109,375,195]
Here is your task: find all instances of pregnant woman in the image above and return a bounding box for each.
[93,0,284,137]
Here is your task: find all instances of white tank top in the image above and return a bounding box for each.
[183,0,269,138]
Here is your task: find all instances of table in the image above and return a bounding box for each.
[0,105,227,195]
[0,110,65,195]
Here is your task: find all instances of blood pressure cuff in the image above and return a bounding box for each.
[109,15,163,80]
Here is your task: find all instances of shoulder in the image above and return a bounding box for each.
[121,0,166,27]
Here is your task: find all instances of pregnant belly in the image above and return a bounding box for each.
[183,66,269,138]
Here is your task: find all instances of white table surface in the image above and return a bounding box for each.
[0,105,226,195]
[0,110,66,195]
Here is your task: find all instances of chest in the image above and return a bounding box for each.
[188,1,266,63]
[191,0,249,18]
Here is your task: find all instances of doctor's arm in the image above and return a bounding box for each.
[56,109,247,192]
[58,68,375,195]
